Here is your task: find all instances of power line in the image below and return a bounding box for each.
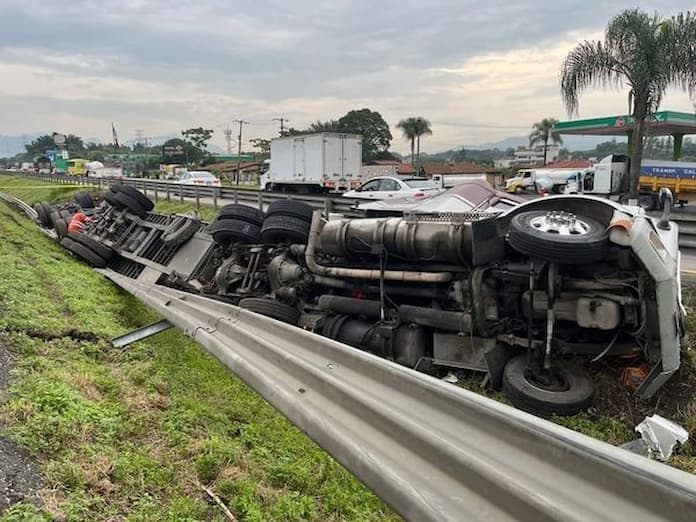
[273,117,289,135]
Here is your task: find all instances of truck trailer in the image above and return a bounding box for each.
[260,133,362,193]
[565,154,696,209]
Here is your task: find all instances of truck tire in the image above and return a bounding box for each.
[50,211,66,236]
[502,355,593,417]
[60,237,107,268]
[118,185,155,211]
[261,215,310,244]
[637,194,657,211]
[114,191,147,218]
[73,192,95,208]
[102,189,121,208]
[216,204,265,226]
[208,219,261,245]
[60,209,73,222]
[33,203,50,227]
[507,210,608,264]
[266,200,314,222]
[161,216,200,246]
[68,232,114,260]
[239,298,301,325]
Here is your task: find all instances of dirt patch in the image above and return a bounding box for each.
[0,341,44,512]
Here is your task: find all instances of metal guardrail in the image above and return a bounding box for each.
[99,271,696,522]
[0,171,361,216]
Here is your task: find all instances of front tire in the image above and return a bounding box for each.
[507,210,608,264]
[502,355,593,417]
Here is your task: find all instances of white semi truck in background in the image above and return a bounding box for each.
[260,133,363,193]
[565,154,696,209]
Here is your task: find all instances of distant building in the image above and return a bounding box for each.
[362,160,417,180]
[511,144,560,167]
[422,162,503,187]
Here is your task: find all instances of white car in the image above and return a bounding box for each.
[176,171,221,187]
[342,176,441,201]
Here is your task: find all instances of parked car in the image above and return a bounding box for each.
[358,180,528,216]
[176,171,221,187]
[342,176,441,201]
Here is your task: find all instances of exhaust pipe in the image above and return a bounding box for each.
[305,212,452,283]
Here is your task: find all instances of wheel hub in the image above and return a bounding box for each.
[530,211,590,236]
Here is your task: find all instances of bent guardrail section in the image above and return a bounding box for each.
[102,271,696,522]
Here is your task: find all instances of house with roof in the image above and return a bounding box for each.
[422,161,503,188]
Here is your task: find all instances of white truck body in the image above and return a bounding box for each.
[88,166,124,179]
[506,168,582,192]
[261,133,362,192]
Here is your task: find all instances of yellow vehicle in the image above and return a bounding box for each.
[66,158,89,176]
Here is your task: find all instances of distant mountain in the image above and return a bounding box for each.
[461,135,624,152]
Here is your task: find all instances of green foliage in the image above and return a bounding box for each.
[338,108,393,161]
[529,118,562,165]
[181,127,214,152]
[249,137,271,157]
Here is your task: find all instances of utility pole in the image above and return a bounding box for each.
[223,125,233,154]
[232,119,249,185]
[273,117,289,135]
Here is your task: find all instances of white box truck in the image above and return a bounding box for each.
[260,133,362,193]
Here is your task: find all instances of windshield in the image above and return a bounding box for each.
[403,179,438,189]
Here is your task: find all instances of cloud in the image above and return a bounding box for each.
[0,0,695,153]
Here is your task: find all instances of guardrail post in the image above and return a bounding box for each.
[213,189,218,210]
[195,186,200,210]
[180,185,184,204]
[324,197,333,218]
[234,190,238,204]
[153,184,158,203]
[257,191,263,210]
[166,184,171,203]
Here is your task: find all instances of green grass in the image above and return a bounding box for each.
[0,176,397,520]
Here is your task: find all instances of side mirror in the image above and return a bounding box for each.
[658,187,673,230]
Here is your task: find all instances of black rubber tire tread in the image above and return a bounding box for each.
[261,214,310,244]
[207,219,261,245]
[33,203,50,226]
[102,190,121,208]
[109,183,123,194]
[60,237,107,268]
[502,355,593,417]
[55,219,68,237]
[49,211,63,234]
[74,192,95,208]
[60,209,73,221]
[114,191,147,217]
[238,298,301,325]
[216,204,265,226]
[507,210,608,264]
[266,200,314,222]
[161,216,201,246]
[118,184,154,211]
[68,232,114,260]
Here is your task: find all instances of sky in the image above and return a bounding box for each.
[0,0,695,154]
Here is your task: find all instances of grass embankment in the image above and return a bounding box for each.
[0,175,397,519]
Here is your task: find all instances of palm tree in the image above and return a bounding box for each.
[561,9,696,196]
[414,117,433,167]
[529,118,563,166]
[396,118,418,165]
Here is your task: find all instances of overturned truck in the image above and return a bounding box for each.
[34,184,686,416]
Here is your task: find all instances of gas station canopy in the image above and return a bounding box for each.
[554,110,696,160]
